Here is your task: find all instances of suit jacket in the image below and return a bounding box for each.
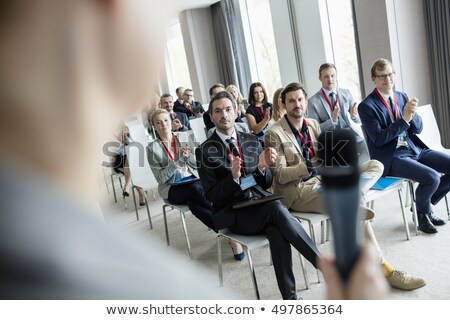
[195,130,272,229]
[171,111,191,131]
[174,100,205,119]
[358,89,426,175]
[147,135,198,199]
[264,117,321,209]
[308,87,360,133]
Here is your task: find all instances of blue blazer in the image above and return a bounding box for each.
[358,89,426,175]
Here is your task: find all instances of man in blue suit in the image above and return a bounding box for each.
[359,58,450,234]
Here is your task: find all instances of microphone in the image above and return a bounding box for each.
[317,129,363,284]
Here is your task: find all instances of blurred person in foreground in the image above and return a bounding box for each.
[0,0,234,299]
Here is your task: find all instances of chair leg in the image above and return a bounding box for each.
[144,192,152,230]
[397,189,410,240]
[218,235,223,287]
[307,222,321,283]
[445,195,450,220]
[103,167,110,195]
[245,248,261,300]
[163,205,170,246]
[298,253,309,290]
[409,182,419,235]
[111,174,117,203]
[132,186,139,220]
[179,211,192,260]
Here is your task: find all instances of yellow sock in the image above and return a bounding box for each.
[381,261,394,277]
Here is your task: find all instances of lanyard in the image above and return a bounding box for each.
[321,89,338,111]
[297,119,315,159]
[374,88,399,122]
[160,135,177,160]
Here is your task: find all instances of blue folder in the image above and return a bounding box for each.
[168,176,200,186]
[370,177,402,190]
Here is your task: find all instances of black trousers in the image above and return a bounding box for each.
[168,181,215,230]
[230,200,320,300]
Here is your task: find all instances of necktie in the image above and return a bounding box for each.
[225,137,240,158]
[170,113,174,121]
[329,92,336,110]
[388,97,396,120]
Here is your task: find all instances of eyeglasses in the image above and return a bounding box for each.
[374,72,395,80]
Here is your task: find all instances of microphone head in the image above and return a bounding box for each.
[317,129,359,188]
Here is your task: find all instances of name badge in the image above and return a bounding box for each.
[240,175,257,191]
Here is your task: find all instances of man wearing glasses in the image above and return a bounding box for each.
[359,58,450,234]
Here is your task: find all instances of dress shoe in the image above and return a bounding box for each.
[122,191,130,197]
[233,251,245,261]
[418,214,438,234]
[387,270,426,291]
[139,199,147,207]
[429,213,446,226]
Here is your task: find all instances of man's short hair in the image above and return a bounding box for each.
[319,63,336,77]
[160,93,172,102]
[281,82,308,104]
[209,83,225,97]
[208,91,236,114]
[175,87,185,95]
[370,58,393,78]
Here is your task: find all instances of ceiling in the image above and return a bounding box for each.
[172,0,219,12]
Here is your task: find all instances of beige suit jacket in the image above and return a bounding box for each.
[264,117,322,209]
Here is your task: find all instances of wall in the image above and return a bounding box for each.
[354,0,432,103]
[179,8,221,104]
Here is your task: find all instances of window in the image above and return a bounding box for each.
[243,0,282,99]
[165,22,192,94]
[323,0,362,101]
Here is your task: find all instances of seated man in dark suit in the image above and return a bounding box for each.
[359,58,450,234]
[173,86,185,112]
[174,88,205,119]
[195,91,320,300]
[160,93,191,132]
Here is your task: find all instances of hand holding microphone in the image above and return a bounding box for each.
[317,129,363,284]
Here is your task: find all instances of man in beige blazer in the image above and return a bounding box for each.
[264,82,425,291]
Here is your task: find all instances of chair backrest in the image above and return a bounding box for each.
[126,142,158,191]
[189,117,207,144]
[125,119,152,148]
[415,104,444,151]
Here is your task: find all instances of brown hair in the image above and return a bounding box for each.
[319,63,336,77]
[208,91,236,114]
[281,83,308,104]
[370,58,393,78]
[248,82,268,106]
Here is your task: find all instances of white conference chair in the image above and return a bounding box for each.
[126,142,157,229]
[189,117,208,144]
[217,228,309,299]
[162,200,193,259]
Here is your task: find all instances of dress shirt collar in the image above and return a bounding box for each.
[378,90,394,103]
[322,87,337,96]
[215,127,237,145]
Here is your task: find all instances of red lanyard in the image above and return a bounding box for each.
[160,135,177,160]
[375,88,399,121]
[321,89,338,111]
[172,112,177,119]
[254,104,265,120]
[297,119,315,159]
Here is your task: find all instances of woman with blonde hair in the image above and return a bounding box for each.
[268,87,286,127]
[226,84,246,118]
